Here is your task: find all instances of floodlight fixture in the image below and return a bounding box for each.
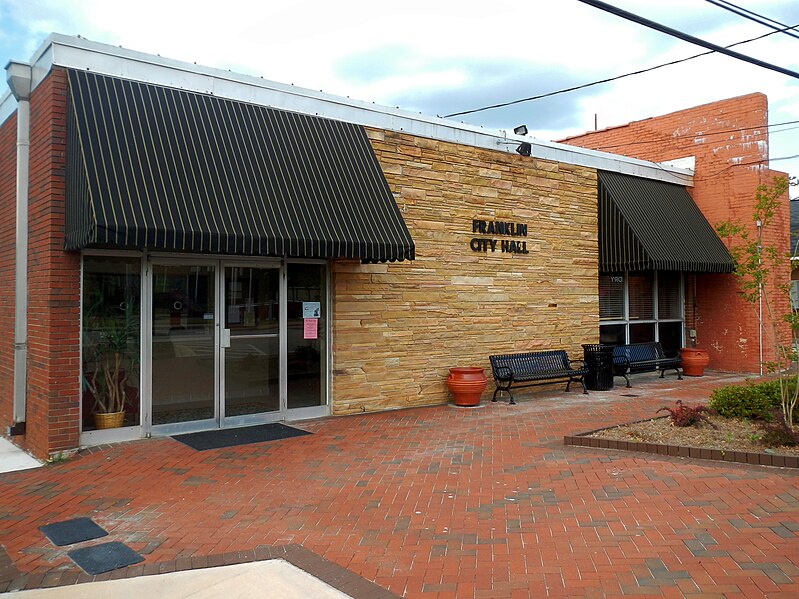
[515,142,532,157]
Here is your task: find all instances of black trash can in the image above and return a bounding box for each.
[582,344,615,391]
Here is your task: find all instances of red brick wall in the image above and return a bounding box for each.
[560,93,791,373]
[0,113,17,427]
[23,68,81,458]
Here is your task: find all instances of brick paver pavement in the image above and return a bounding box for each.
[0,372,797,598]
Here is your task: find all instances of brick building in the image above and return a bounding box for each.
[559,95,791,373]
[0,35,786,459]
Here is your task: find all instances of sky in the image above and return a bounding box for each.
[1,0,797,192]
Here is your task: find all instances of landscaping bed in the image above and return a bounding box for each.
[564,415,799,468]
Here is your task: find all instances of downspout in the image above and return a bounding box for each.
[6,61,32,435]
[756,218,763,376]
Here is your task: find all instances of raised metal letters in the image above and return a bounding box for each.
[470,219,529,254]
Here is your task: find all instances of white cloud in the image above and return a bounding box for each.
[1,0,797,177]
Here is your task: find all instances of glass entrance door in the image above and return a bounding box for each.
[151,263,217,426]
[222,266,281,424]
[147,260,327,433]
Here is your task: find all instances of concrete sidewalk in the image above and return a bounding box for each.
[0,438,41,475]
[1,371,797,598]
[6,560,352,598]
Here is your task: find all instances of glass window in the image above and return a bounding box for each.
[630,322,656,344]
[598,271,683,349]
[600,324,626,345]
[82,257,141,431]
[658,322,683,354]
[628,273,654,320]
[599,274,624,320]
[658,271,681,319]
[287,264,327,410]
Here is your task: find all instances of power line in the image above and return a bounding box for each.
[442,20,796,119]
[771,125,799,136]
[587,119,799,153]
[575,0,799,79]
[704,0,799,41]
[694,154,799,180]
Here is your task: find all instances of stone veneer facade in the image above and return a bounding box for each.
[330,129,600,414]
[1,67,601,457]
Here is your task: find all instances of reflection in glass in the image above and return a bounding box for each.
[630,322,656,344]
[600,324,626,345]
[287,264,326,410]
[225,267,279,334]
[658,321,683,354]
[82,256,141,431]
[224,267,280,417]
[151,264,216,425]
[225,337,280,416]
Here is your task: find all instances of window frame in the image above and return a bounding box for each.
[599,270,684,349]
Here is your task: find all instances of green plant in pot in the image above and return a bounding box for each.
[83,294,139,429]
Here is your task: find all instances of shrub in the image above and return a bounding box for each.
[709,380,788,421]
[657,400,715,427]
[759,411,799,447]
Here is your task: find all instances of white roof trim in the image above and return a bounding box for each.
[8,33,694,186]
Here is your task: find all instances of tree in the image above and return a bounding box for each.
[716,176,796,430]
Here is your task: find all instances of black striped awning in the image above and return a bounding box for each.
[64,69,414,261]
[598,170,733,273]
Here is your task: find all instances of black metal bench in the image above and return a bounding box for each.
[612,342,682,388]
[489,350,589,404]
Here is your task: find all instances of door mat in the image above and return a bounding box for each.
[67,541,144,575]
[39,517,108,547]
[172,423,311,451]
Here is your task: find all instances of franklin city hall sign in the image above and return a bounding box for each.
[469,219,529,254]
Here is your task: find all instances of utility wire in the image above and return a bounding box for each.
[694,154,799,180]
[587,119,799,152]
[443,20,796,118]
[575,0,799,79]
[704,0,799,41]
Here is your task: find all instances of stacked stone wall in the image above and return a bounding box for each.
[331,130,599,413]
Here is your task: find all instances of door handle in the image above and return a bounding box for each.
[221,328,231,348]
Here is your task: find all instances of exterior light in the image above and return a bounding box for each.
[513,125,528,136]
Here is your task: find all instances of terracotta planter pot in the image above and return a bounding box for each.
[447,367,488,407]
[680,348,710,376]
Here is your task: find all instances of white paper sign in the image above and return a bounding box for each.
[302,302,321,319]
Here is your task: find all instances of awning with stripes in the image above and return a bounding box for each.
[64,69,414,262]
[598,170,734,273]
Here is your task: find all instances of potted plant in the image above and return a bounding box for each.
[83,294,139,429]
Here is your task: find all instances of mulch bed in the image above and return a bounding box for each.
[564,415,799,468]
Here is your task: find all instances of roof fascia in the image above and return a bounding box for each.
[20,33,693,186]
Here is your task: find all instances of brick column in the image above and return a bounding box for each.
[24,68,81,458]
